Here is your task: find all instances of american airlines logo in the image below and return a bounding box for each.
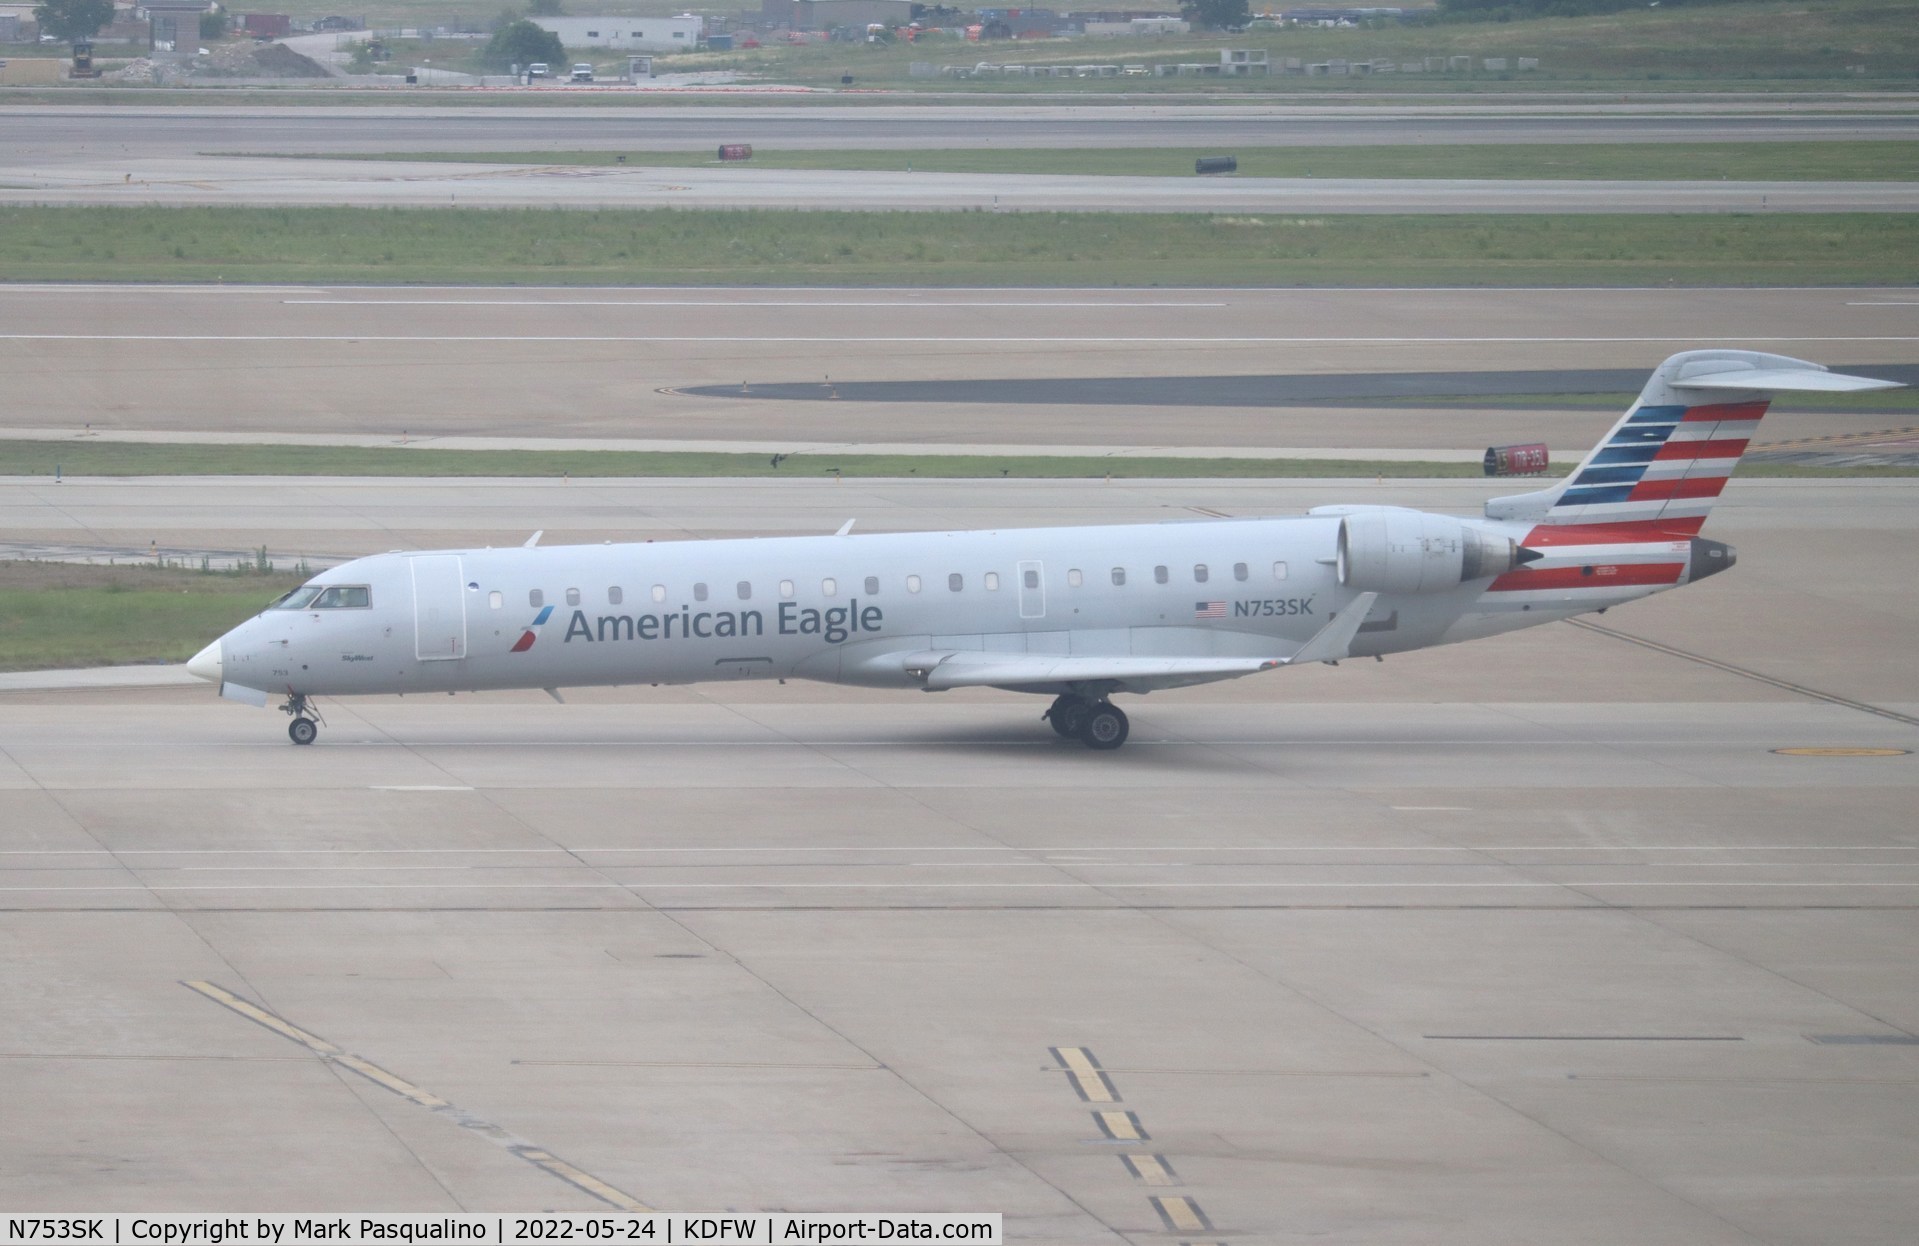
[511,605,554,653]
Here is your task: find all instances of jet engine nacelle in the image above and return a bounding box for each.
[1337,511,1525,594]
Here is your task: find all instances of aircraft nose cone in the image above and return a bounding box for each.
[186,640,223,684]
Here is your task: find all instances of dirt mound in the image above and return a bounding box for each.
[193,39,330,78]
[250,41,330,77]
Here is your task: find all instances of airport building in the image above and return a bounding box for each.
[760,0,915,32]
[529,15,704,51]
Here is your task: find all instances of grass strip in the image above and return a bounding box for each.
[0,564,304,671]
[3,207,1916,287]
[307,142,1919,183]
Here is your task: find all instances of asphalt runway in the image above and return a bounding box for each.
[4,101,1915,211]
[8,157,1917,211]
[5,284,1915,452]
[6,102,1919,163]
[1,477,1915,1236]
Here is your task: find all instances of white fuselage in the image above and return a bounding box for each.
[209,513,1691,702]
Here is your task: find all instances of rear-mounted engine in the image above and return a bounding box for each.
[1338,512,1532,594]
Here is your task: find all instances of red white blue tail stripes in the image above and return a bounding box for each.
[1546,399,1767,529]
[1477,350,1902,608]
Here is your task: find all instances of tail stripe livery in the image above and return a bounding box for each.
[1480,350,1902,603]
[1486,351,1901,542]
[1549,400,1768,520]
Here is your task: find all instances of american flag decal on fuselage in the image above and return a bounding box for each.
[1194,601,1225,619]
[511,605,555,653]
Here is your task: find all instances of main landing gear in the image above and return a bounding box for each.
[280,694,321,746]
[1044,694,1130,751]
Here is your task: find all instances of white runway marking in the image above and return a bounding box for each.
[3,334,1917,345]
[2,881,1913,892]
[368,784,474,791]
[280,299,1232,308]
[3,845,1909,856]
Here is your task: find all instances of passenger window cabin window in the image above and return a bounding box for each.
[311,585,371,609]
[489,590,503,610]
[1194,564,1209,584]
[780,579,795,599]
[1234,562,1249,582]
[608,586,623,605]
[864,576,879,595]
[1273,561,1289,581]
[1154,566,1169,585]
[984,572,1000,591]
[1111,568,1125,587]
[737,581,752,600]
[530,589,544,608]
[651,584,667,603]
[694,582,709,602]
[566,588,581,607]
[907,575,922,593]
[1023,569,1039,590]
[948,573,963,592]
[822,578,837,597]
[1067,569,1083,587]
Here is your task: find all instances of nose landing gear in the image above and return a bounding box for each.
[1043,694,1130,751]
[279,694,322,745]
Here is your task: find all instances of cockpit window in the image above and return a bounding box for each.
[311,586,371,609]
[272,586,323,610]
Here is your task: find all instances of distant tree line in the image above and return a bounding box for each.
[482,18,564,70]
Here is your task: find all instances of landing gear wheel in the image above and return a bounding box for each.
[288,717,318,746]
[1045,695,1089,739]
[1079,703,1129,751]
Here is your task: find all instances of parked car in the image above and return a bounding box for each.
[570,63,593,82]
[526,62,549,77]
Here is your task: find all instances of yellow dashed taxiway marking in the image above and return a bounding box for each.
[1051,1046,1120,1102]
[1121,1153,1179,1186]
[1151,1196,1213,1233]
[183,980,650,1211]
[1094,1109,1148,1141]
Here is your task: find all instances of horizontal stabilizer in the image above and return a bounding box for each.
[1673,369,1904,394]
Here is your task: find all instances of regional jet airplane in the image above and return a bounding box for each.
[188,350,1900,750]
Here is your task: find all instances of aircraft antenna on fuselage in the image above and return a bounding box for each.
[835,519,856,537]
[523,530,543,548]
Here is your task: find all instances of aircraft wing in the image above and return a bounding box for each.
[908,593,1381,693]
[920,653,1283,694]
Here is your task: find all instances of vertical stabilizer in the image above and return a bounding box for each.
[1484,350,1898,535]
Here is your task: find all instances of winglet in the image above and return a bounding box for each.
[523,530,543,549]
[1284,592,1379,665]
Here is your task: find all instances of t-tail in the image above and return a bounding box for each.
[1479,349,1902,600]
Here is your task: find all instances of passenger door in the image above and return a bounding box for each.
[410,555,468,661]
